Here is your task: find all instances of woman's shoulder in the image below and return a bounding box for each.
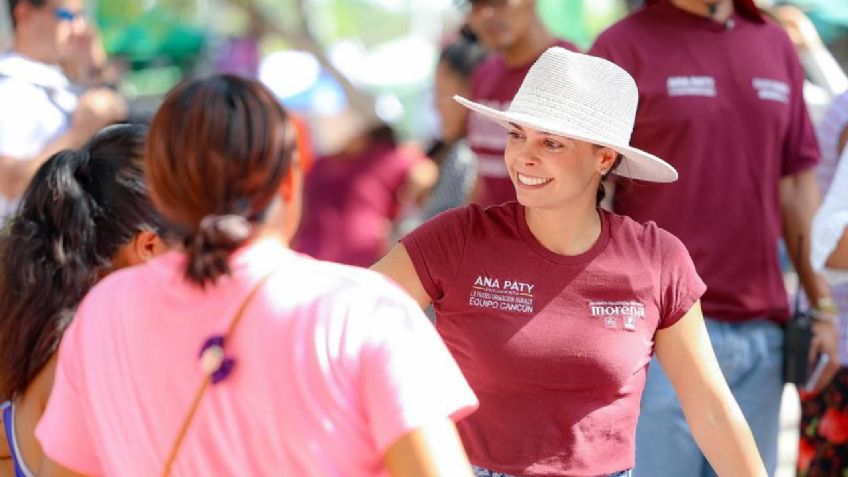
[604,210,686,252]
[285,255,419,309]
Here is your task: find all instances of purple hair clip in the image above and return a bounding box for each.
[199,335,236,384]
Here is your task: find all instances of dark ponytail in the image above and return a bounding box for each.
[183,214,253,286]
[0,124,164,400]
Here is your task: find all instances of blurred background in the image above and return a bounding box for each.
[3,1,848,475]
[2,0,846,152]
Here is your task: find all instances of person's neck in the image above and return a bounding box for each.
[501,24,556,68]
[12,38,56,66]
[524,197,602,256]
[669,0,734,23]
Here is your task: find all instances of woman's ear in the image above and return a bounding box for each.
[597,147,618,175]
[131,230,167,264]
[110,231,166,270]
[280,157,304,241]
[281,152,303,202]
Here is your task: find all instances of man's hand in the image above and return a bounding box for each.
[808,316,840,392]
[70,88,128,138]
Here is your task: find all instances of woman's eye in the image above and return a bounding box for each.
[544,139,563,149]
[508,131,524,140]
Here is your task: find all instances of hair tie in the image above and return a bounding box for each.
[195,214,252,250]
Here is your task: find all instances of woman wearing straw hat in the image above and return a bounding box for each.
[372,47,766,476]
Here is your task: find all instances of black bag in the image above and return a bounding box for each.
[783,308,813,384]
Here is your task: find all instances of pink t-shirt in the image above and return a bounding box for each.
[589,1,819,323]
[35,239,477,477]
[468,39,579,208]
[401,203,705,476]
[294,141,425,267]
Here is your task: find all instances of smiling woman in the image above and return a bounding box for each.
[372,47,768,477]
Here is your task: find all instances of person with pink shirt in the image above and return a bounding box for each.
[35,74,478,477]
[0,123,168,477]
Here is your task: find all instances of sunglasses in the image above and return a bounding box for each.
[53,7,84,21]
[468,0,512,7]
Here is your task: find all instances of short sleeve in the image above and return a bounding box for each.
[587,30,614,62]
[359,287,478,453]
[400,207,470,302]
[34,303,103,476]
[781,36,820,177]
[812,147,848,284]
[658,229,707,329]
[0,80,38,158]
[587,27,628,69]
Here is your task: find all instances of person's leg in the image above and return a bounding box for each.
[720,320,784,475]
[699,319,784,477]
[632,322,732,477]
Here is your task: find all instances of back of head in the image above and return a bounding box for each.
[0,123,164,400]
[439,31,488,79]
[145,74,295,287]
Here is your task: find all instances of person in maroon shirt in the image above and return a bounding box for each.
[293,118,436,268]
[461,0,579,207]
[374,47,766,477]
[589,0,839,475]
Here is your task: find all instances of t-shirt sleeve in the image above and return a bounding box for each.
[657,229,707,329]
[0,80,40,159]
[359,286,478,453]
[34,302,103,476]
[399,207,470,302]
[812,147,848,284]
[780,35,820,176]
[587,28,621,65]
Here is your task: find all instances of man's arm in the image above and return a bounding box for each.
[0,88,126,200]
[781,168,840,391]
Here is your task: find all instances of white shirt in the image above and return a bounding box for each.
[0,51,77,217]
[812,145,848,284]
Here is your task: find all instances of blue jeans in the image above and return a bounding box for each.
[633,318,782,477]
[472,465,632,477]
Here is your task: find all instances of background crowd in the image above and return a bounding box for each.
[3,0,848,476]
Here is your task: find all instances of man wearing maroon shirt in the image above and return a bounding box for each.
[462,0,578,207]
[590,0,839,475]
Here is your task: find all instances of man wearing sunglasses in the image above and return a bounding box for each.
[0,0,126,220]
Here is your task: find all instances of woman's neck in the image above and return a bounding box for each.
[501,22,556,68]
[524,200,602,257]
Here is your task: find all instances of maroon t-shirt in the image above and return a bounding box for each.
[401,203,705,476]
[468,39,579,207]
[294,142,424,267]
[589,1,819,323]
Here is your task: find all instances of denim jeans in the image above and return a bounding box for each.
[472,465,632,477]
[633,318,783,476]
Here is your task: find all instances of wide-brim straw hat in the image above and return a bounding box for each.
[454,47,678,183]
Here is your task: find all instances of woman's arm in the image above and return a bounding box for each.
[654,301,767,476]
[38,458,87,477]
[371,243,432,309]
[384,418,473,477]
